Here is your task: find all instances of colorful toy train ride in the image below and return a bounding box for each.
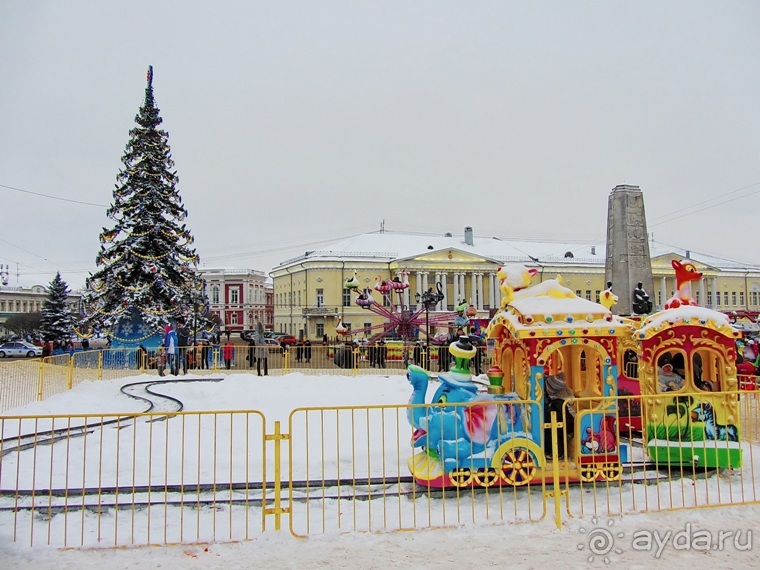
[406,263,744,488]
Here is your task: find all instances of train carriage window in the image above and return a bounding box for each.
[513,348,530,400]
[622,350,639,379]
[657,351,686,393]
[693,349,723,392]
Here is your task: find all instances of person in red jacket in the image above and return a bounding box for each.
[223,341,234,370]
[736,354,756,389]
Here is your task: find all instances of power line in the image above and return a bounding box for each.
[0,183,107,208]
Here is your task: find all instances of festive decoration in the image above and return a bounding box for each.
[79,65,205,347]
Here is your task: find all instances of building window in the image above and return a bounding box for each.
[316,288,324,307]
[740,292,745,306]
[585,290,591,301]
[316,323,324,338]
[231,313,238,325]
[383,294,390,307]
[575,290,582,298]
[716,292,721,306]
[230,288,240,304]
[731,292,737,306]
[707,292,712,306]
[695,291,700,305]
[212,286,220,304]
[724,292,729,306]
[364,322,372,337]
[343,288,351,307]
[595,290,601,303]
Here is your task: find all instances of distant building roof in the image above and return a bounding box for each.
[272,230,760,273]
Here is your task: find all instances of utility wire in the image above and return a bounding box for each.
[0,183,107,208]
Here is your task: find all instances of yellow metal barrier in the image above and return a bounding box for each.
[287,401,548,537]
[560,392,759,520]
[0,359,42,412]
[1,364,759,547]
[0,409,267,547]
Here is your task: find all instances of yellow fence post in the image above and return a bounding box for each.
[264,420,290,531]
[97,350,103,381]
[352,347,359,377]
[543,410,564,530]
[283,347,290,374]
[67,354,74,390]
[36,359,44,402]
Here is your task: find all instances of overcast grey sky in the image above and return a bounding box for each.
[1,1,759,289]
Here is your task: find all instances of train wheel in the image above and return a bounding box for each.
[579,464,600,482]
[473,468,500,487]
[449,469,473,487]
[499,447,537,486]
[600,463,623,482]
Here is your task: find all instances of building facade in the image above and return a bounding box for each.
[0,285,82,338]
[200,268,274,333]
[270,228,760,342]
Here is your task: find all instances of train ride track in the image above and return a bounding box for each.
[0,461,716,515]
[0,377,224,457]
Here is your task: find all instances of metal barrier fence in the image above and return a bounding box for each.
[1,390,758,547]
[0,345,490,413]
[0,410,267,547]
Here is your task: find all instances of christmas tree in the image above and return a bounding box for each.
[40,272,75,342]
[80,66,203,346]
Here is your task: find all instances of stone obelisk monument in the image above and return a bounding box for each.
[605,185,655,315]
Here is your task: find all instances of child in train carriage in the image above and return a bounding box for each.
[543,372,576,459]
[657,362,684,392]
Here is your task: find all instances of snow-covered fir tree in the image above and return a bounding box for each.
[39,272,75,341]
[80,66,203,337]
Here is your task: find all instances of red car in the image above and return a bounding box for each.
[276,335,299,346]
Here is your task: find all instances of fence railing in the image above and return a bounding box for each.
[0,345,491,413]
[1,390,758,547]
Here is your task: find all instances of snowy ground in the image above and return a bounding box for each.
[2,371,759,568]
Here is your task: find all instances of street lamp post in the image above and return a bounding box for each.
[192,280,208,347]
[415,283,445,369]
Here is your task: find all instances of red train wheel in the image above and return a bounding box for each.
[499,447,537,486]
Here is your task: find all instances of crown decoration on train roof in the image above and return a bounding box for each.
[486,273,632,340]
[636,305,738,340]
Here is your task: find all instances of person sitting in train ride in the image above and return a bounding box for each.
[544,372,576,459]
[658,363,684,392]
[736,354,756,376]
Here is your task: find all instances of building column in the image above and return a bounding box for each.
[452,273,459,304]
[660,276,667,309]
[422,272,429,296]
[476,273,484,310]
[489,273,496,310]
[416,271,423,310]
[711,277,718,310]
[698,279,706,307]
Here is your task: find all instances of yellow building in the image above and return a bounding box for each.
[270,227,760,341]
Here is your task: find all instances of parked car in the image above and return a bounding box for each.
[276,335,299,346]
[0,341,43,358]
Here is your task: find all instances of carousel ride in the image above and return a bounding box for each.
[341,269,466,344]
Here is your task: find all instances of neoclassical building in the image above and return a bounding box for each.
[270,227,760,341]
[199,268,274,334]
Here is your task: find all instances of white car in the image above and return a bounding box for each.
[0,341,43,358]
